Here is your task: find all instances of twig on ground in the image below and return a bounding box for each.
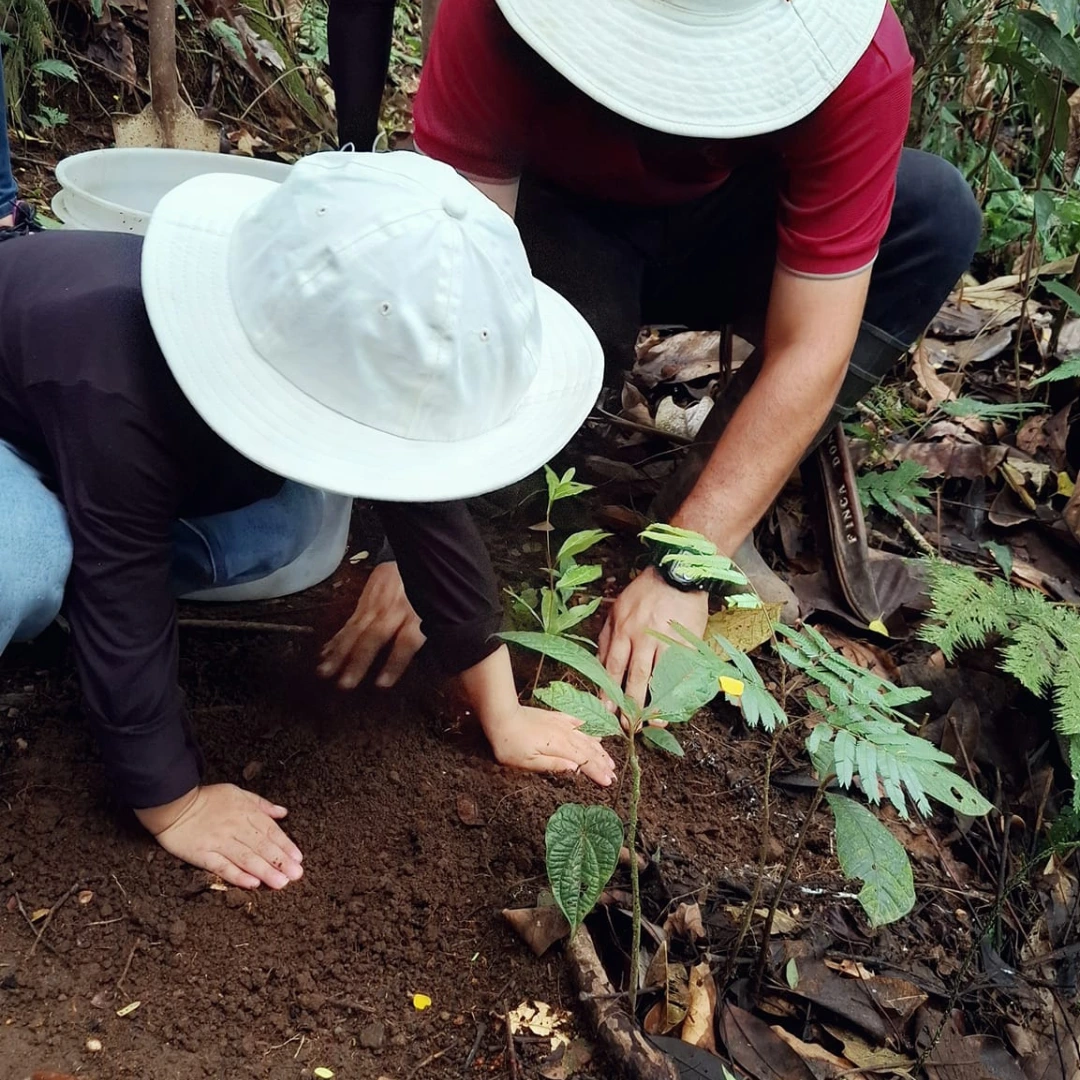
[14,894,56,955]
[177,618,315,634]
[28,880,80,957]
[408,1045,452,1077]
[900,515,938,557]
[502,1004,521,1080]
[463,1022,486,1071]
[262,1033,302,1057]
[116,938,141,992]
[591,407,693,445]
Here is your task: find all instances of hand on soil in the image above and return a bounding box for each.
[319,561,425,689]
[598,565,710,712]
[136,784,304,890]
[484,706,617,786]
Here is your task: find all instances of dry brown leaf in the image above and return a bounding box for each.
[893,440,1008,480]
[825,1025,915,1071]
[664,902,706,942]
[721,1004,816,1080]
[508,1000,571,1050]
[919,1012,1026,1080]
[680,962,718,1053]
[724,904,801,936]
[770,1025,853,1077]
[925,327,1014,371]
[655,396,714,440]
[501,906,570,958]
[914,342,959,408]
[539,1037,594,1080]
[621,381,653,426]
[634,329,723,386]
[707,603,782,656]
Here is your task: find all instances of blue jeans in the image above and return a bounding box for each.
[0,439,324,651]
[0,51,17,218]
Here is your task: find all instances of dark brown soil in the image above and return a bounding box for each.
[0,508,808,1080]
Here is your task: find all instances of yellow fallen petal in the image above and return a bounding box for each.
[719,676,745,698]
[314,1069,334,1079]
[29,908,50,922]
[413,993,432,1011]
[1058,471,1075,498]
[116,1000,141,1017]
[868,620,889,637]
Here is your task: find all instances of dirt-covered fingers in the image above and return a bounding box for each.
[374,617,425,688]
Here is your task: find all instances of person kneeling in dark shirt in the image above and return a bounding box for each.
[0,150,614,890]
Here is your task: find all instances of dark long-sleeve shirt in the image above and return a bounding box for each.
[0,231,500,808]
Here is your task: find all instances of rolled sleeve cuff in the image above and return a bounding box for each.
[423,612,504,675]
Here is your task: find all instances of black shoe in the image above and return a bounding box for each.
[0,201,44,242]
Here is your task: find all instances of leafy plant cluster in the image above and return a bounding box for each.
[1,0,79,130]
[897,0,1080,261]
[503,521,992,994]
[922,561,1080,806]
[506,466,611,641]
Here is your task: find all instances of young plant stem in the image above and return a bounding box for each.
[751,774,832,997]
[627,731,643,1016]
[531,496,557,695]
[721,726,782,994]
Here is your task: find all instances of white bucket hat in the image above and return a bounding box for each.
[141,151,603,502]
[494,0,888,139]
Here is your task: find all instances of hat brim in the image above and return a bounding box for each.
[494,0,886,139]
[141,172,603,503]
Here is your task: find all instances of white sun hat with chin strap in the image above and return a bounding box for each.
[140,151,603,503]
[493,0,888,139]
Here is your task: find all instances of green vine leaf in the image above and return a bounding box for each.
[500,631,630,717]
[545,804,623,934]
[827,794,915,927]
[642,726,684,757]
[556,529,611,567]
[535,682,621,738]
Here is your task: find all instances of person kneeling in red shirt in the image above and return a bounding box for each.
[323,0,982,712]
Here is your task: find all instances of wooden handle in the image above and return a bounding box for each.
[147,0,179,146]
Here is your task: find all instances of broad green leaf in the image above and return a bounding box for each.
[856,739,879,804]
[642,726,684,756]
[785,958,799,990]
[827,794,915,927]
[557,529,611,567]
[32,59,79,82]
[500,631,630,716]
[1040,0,1078,35]
[915,760,994,816]
[540,588,559,634]
[647,645,720,724]
[1045,278,1080,315]
[535,682,622,738]
[545,804,623,933]
[556,563,603,593]
[638,523,718,555]
[555,597,601,634]
[834,729,857,789]
[1019,9,1080,83]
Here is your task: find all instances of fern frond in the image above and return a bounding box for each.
[1001,621,1061,696]
[1053,653,1080,737]
[919,563,1011,658]
[857,460,932,518]
[1031,357,1080,385]
[938,397,1046,421]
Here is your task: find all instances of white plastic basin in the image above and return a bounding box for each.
[53,147,353,601]
[53,147,291,234]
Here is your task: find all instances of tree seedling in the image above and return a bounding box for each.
[503,525,993,1011]
[506,466,611,642]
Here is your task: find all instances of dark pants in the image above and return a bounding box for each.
[516,149,982,384]
[328,0,396,150]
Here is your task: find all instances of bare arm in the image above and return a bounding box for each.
[673,266,871,553]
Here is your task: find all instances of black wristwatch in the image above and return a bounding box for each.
[648,546,710,593]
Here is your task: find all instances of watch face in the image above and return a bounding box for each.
[666,561,697,587]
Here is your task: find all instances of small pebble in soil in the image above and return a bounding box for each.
[242,760,264,782]
[168,919,188,946]
[359,1021,385,1049]
[86,1038,103,1052]
[224,889,248,909]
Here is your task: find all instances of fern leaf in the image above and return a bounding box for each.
[939,397,1046,421]
[1053,653,1080,737]
[857,460,932,518]
[1031,357,1080,385]
[920,563,1011,658]
[1001,621,1060,696]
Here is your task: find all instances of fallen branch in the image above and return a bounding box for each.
[565,925,678,1080]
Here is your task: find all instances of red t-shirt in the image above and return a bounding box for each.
[414,0,913,279]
